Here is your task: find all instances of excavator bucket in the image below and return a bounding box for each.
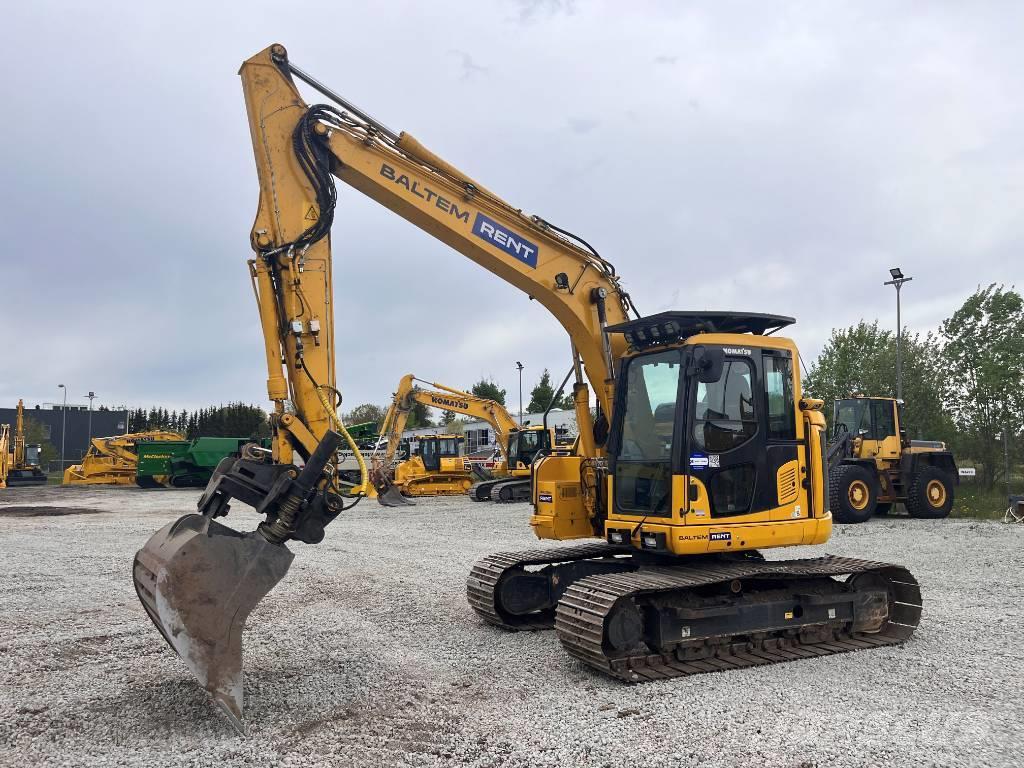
[132,513,293,733]
[378,483,415,507]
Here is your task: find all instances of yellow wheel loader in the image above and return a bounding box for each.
[134,45,922,732]
[63,430,185,486]
[827,395,957,523]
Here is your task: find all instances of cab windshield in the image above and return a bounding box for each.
[612,349,682,516]
[509,430,544,464]
[833,399,868,437]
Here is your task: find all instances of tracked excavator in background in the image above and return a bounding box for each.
[63,430,186,486]
[372,374,554,505]
[6,400,47,486]
[0,424,9,488]
[133,45,922,732]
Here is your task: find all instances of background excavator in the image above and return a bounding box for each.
[6,400,47,486]
[63,430,185,486]
[370,374,554,505]
[0,424,9,488]
[134,45,922,732]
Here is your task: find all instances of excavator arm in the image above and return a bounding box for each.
[241,44,635,457]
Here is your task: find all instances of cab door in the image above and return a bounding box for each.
[421,438,440,472]
[860,399,900,465]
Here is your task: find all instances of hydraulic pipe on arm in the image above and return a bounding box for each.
[243,44,636,454]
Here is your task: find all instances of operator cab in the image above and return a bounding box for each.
[606,311,803,527]
[507,427,553,469]
[833,396,905,448]
[418,434,464,472]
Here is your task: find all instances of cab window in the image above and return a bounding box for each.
[870,400,896,440]
[614,349,682,516]
[692,359,757,452]
[764,354,796,441]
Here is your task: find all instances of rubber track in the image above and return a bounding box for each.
[467,542,624,630]
[555,555,921,681]
[489,479,531,503]
[467,479,500,502]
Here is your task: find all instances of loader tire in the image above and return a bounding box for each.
[905,466,954,519]
[829,464,877,524]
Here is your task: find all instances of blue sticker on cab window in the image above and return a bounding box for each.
[689,454,709,468]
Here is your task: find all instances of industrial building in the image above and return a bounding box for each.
[401,408,579,456]
[0,403,129,472]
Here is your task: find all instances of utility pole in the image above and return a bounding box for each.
[58,384,67,475]
[516,361,525,426]
[1005,423,1011,502]
[85,391,96,443]
[884,267,913,400]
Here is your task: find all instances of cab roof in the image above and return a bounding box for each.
[607,311,796,350]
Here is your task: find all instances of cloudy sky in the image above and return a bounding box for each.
[2,1,1021,416]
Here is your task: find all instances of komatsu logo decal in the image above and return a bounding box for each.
[429,395,469,410]
[472,213,538,268]
[723,347,751,356]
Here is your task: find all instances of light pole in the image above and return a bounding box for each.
[84,391,97,443]
[884,267,913,400]
[58,384,67,475]
[516,361,524,425]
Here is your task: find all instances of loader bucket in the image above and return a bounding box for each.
[133,513,293,733]
[378,483,415,507]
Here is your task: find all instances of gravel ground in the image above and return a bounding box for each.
[1,485,1022,767]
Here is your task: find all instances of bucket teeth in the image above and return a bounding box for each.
[133,514,293,733]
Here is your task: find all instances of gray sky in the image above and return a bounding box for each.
[2,1,1021,417]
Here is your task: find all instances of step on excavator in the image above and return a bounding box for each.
[6,400,47,486]
[371,373,554,506]
[133,45,922,732]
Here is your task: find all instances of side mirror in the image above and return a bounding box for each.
[691,346,725,383]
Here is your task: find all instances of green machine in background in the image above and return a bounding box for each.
[135,422,379,488]
[135,437,251,488]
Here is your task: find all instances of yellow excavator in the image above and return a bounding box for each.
[0,424,9,488]
[133,45,921,731]
[6,400,47,486]
[63,430,185,486]
[372,374,554,505]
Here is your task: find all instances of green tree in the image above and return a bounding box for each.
[405,387,434,429]
[470,378,506,406]
[344,403,387,430]
[940,284,1024,489]
[803,320,954,444]
[22,417,58,466]
[526,369,574,414]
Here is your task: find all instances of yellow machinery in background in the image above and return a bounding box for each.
[371,374,554,505]
[133,45,922,731]
[0,424,9,488]
[828,394,958,522]
[63,430,186,486]
[6,399,47,485]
